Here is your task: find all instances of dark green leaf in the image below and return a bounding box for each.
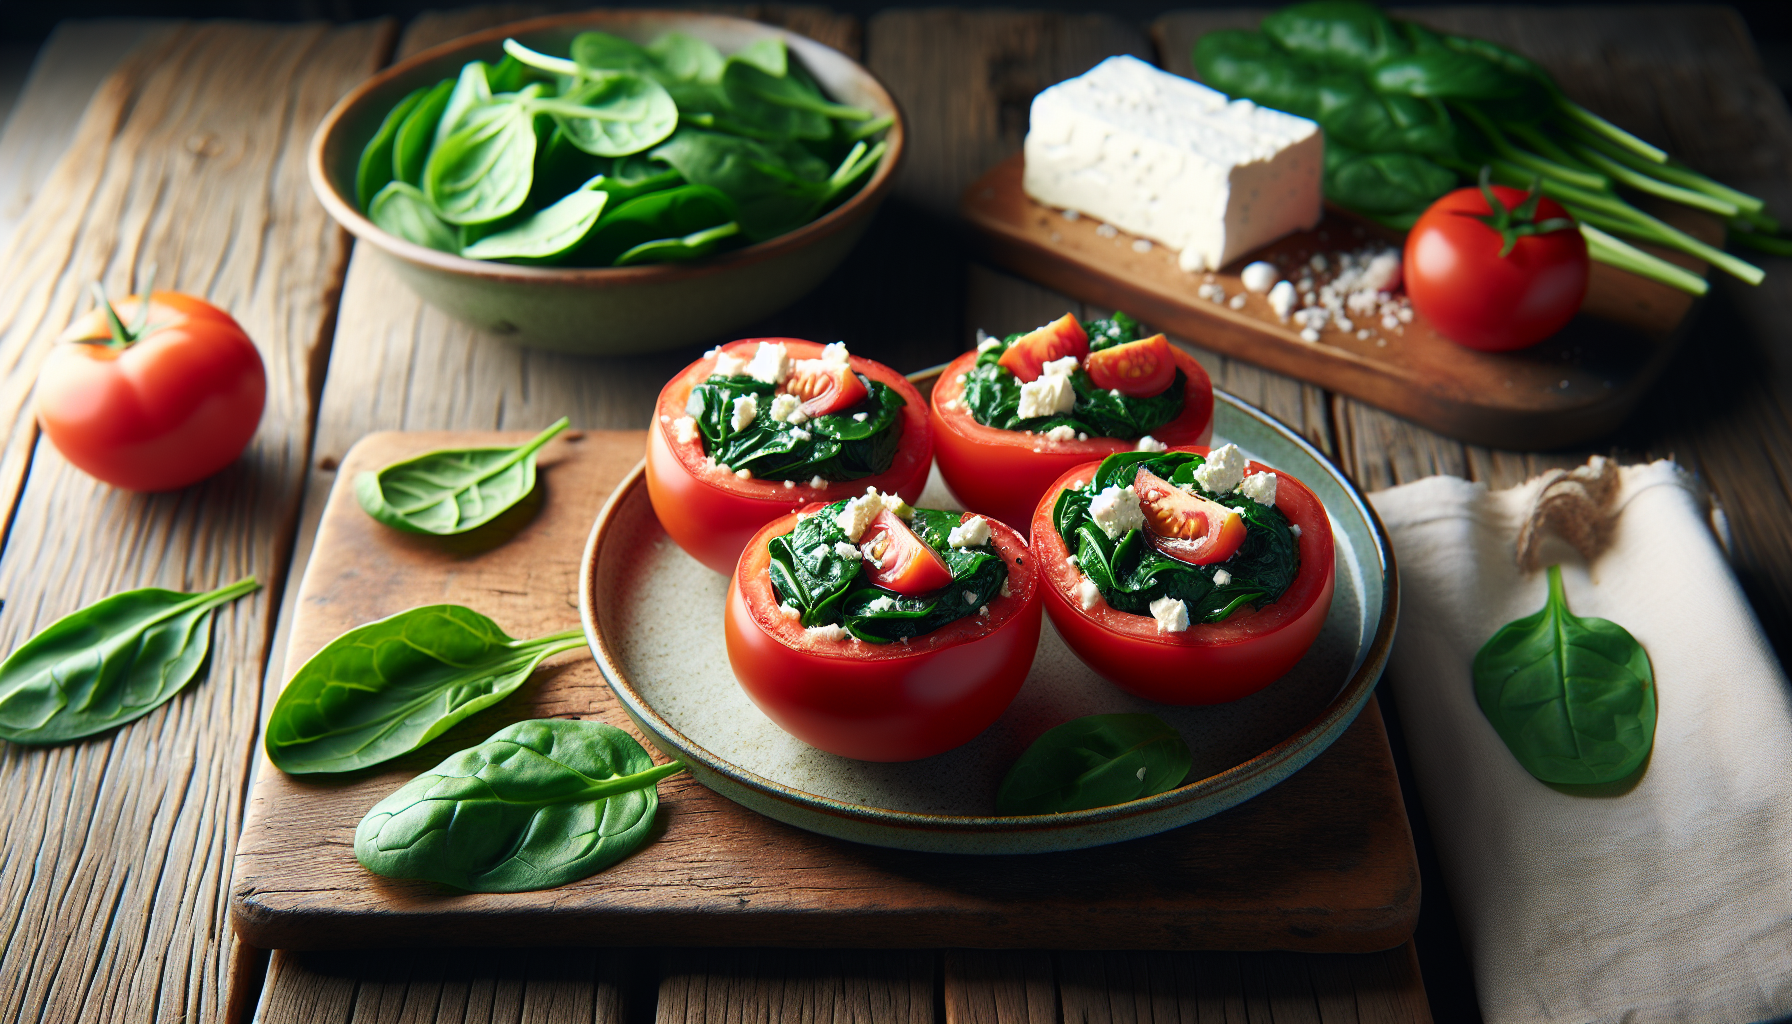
[647,32,725,83]
[613,220,741,265]
[355,417,568,534]
[575,183,735,266]
[423,92,541,225]
[1320,90,1456,159]
[996,714,1192,815]
[369,181,461,252]
[460,179,610,261]
[545,72,679,157]
[1260,1,1408,72]
[357,85,426,209]
[265,605,586,774]
[391,78,454,188]
[689,372,905,482]
[570,31,662,78]
[1473,565,1656,785]
[355,718,684,892]
[0,578,259,744]
[730,38,787,76]
[651,128,829,241]
[1192,29,1322,119]
[1324,148,1458,215]
[1369,50,1533,102]
[960,321,1186,439]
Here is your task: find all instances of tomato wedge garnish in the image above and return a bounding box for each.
[1085,333,1176,398]
[858,509,954,595]
[1133,467,1246,566]
[997,313,1090,383]
[784,359,869,417]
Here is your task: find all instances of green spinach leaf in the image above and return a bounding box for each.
[460,179,610,261]
[1473,564,1655,785]
[647,32,725,83]
[435,60,495,150]
[996,714,1191,814]
[391,78,454,187]
[575,183,735,266]
[651,128,830,241]
[355,718,684,892]
[1260,0,1408,72]
[543,72,679,157]
[0,578,259,744]
[614,220,741,265]
[357,85,426,209]
[265,606,586,774]
[688,372,904,482]
[1192,29,1323,119]
[569,31,663,78]
[355,417,568,535]
[369,181,460,252]
[960,317,1185,439]
[1323,147,1457,215]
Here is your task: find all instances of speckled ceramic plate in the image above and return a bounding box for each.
[579,372,1397,854]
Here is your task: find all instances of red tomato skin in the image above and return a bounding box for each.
[36,291,266,492]
[1085,334,1177,398]
[1030,448,1335,705]
[1404,185,1589,352]
[725,511,1043,761]
[860,510,954,595]
[929,346,1214,535]
[647,339,933,575]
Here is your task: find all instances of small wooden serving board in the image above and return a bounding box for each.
[963,153,1714,450]
[231,430,1418,952]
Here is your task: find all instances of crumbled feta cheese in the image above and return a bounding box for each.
[1078,432,1088,441]
[964,591,978,605]
[1063,208,1082,221]
[735,467,752,479]
[956,373,967,384]
[809,475,827,489]
[1238,471,1278,507]
[769,392,803,423]
[835,490,885,542]
[1266,280,1296,322]
[853,412,868,422]
[1346,289,1379,316]
[1240,261,1278,293]
[833,541,862,560]
[1299,328,1320,343]
[778,602,801,619]
[1001,579,1012,597]
[744,342,790,385]
[805,623,851,642]
[1018,373,1076,418]
[1360,250,1402,292]
[978,605,990,616]
[1065,555,1079,567]
[1078,578,1102,610]
[672,416,698,444]
[1213,569,1232,586]
[1096,223,1119,238]
[819,341,851,365]
[1041,355,1080,377]
[712,350,747,377]
[730,394,757,433]
[1193,443,1246,493]
[810,544,830,560]
[783,480,795,489]
[1398,306,1414,323]
[788,427,814,442]
[1290,523,1302,537]
[865,595,898,613]
[1309,253,1328,272]
[976,332,1002,353]
[1381,313,1400,331]
[1090,484,1144,540]
[949,516,992,548]
[1149,595,1190,634]
[1044,424,1078,442]
[1228,294,1247,310]
[1136,434,1167,452]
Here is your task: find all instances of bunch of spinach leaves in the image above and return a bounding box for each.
[1053,451,1297,623]
[357,32,890,267]
[687,370,904,481]
[1193,1,1772,293]
[961,312,1186,439]
[768,502,1008,643]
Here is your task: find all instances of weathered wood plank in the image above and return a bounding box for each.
[0,18,393,1024]
[1044,947,1429,1023]
[943,950,1055,1024]
[254,947,631,1024]
[656,949,935,1024]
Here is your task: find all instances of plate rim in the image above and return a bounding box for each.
[579,366,1399,843]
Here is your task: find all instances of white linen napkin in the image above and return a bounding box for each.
[1369,462,1792,1024]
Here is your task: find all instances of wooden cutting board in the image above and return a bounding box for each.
[963,153,1714,450]
[231,429,1419,952]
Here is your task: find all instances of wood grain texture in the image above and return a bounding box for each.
[0,19,392,1024]
[255,947,633,1024]
[656,949,934,1024]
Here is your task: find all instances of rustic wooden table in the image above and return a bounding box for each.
[0,5,1786,1023]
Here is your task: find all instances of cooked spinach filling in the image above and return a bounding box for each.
[686,372,904,481]
[961,312,1185,439]
[1053,451,1299,624]
[768,502,1008,644]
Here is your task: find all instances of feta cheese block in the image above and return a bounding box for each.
[1022,55,1322,272]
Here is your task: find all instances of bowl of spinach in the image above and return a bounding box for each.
[309,11,904,354]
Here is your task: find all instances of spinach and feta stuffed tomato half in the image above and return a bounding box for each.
[648,338,932,573]
[929,312,1214,532]
[1030,446,1334,704]
[725,490,1042,762]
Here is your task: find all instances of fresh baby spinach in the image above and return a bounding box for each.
[574,183,735,266]
[687,372,903,482]
[357,85,426,208]
[355,417,568,535]
[265,605,586,774]
[1473,564,1655,785]
[369,181,460,252]
[0,577,260,744]
[392,79,454,187]
[459,179,609,261]
[961,314,1186,439]
[996,714,1192,815]
[355,718,684,892]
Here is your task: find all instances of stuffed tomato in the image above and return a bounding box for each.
[725,490,1042,761]
[930,311,1213,533]
[649,338,933,574]
[1030,446,1334,705]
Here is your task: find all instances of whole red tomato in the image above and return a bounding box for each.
[1404,181,1589,352]
[1029,449,1335,705]
[37,289,266,491]
[725,508,1042,762]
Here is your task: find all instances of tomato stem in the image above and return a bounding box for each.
[1470,167,1576,258]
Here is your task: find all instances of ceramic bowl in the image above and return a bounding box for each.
[579,369,1399,854]
[309,12,905,354]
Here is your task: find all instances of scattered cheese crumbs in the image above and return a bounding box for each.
[1041,355,1080,377]
[730,394,758,433]
[735,467,753,479]
[1078,577,1102,610]
[1090,484,1144,540]
[810,545,830,560]
[977,332,1002,353]
[978,605,990,616]
[956,373,967,384]
[1131,238,1152,253]
[659,414,669,423]
[1238,471,1278,507]
[1001,579,1012,597]
[1193,443,1246,493]
[809,475,827,489]
[1290,523,1303,537]
[964,591,978,605]
[1018,373,1076,418]
[865,595,898,613]
[784,480,795,489]
[1241,261,1278,293]
[712,350,748,377]
[805,623,851,642]
[1309,253,1329,272]
[1360,250,1402,291]
[672,416,699,444]
[778,602,801,619]
[1066,555,1079,567]
[1063,208,1082,221]
[853,412,868,422]
[1356,329,1371,341]
[1381,313,1400,331]
[1228,294,1247,310]
[835,491,885,541]
[1213,569,1232,586]
[1268,280,1296,321]
[1078,432,1088,441]
[1398,307,1414,323]
[948,516,992,548]
[1136,434,1167,452]
[1044,424,1078,442]
[833,541,862,560]
[769,392,803,423]
[1149,595,1190,634]
[819,341,851,365]
[1097,223,1119,238]
[1136,766,1148,782]
[1299,328,1320,343]
[790,428,813,441]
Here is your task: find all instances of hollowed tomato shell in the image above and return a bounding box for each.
[647,338,933,574]
[725,509,1042,762]
[929,346,1213,535]
[1029,448,1335,705]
